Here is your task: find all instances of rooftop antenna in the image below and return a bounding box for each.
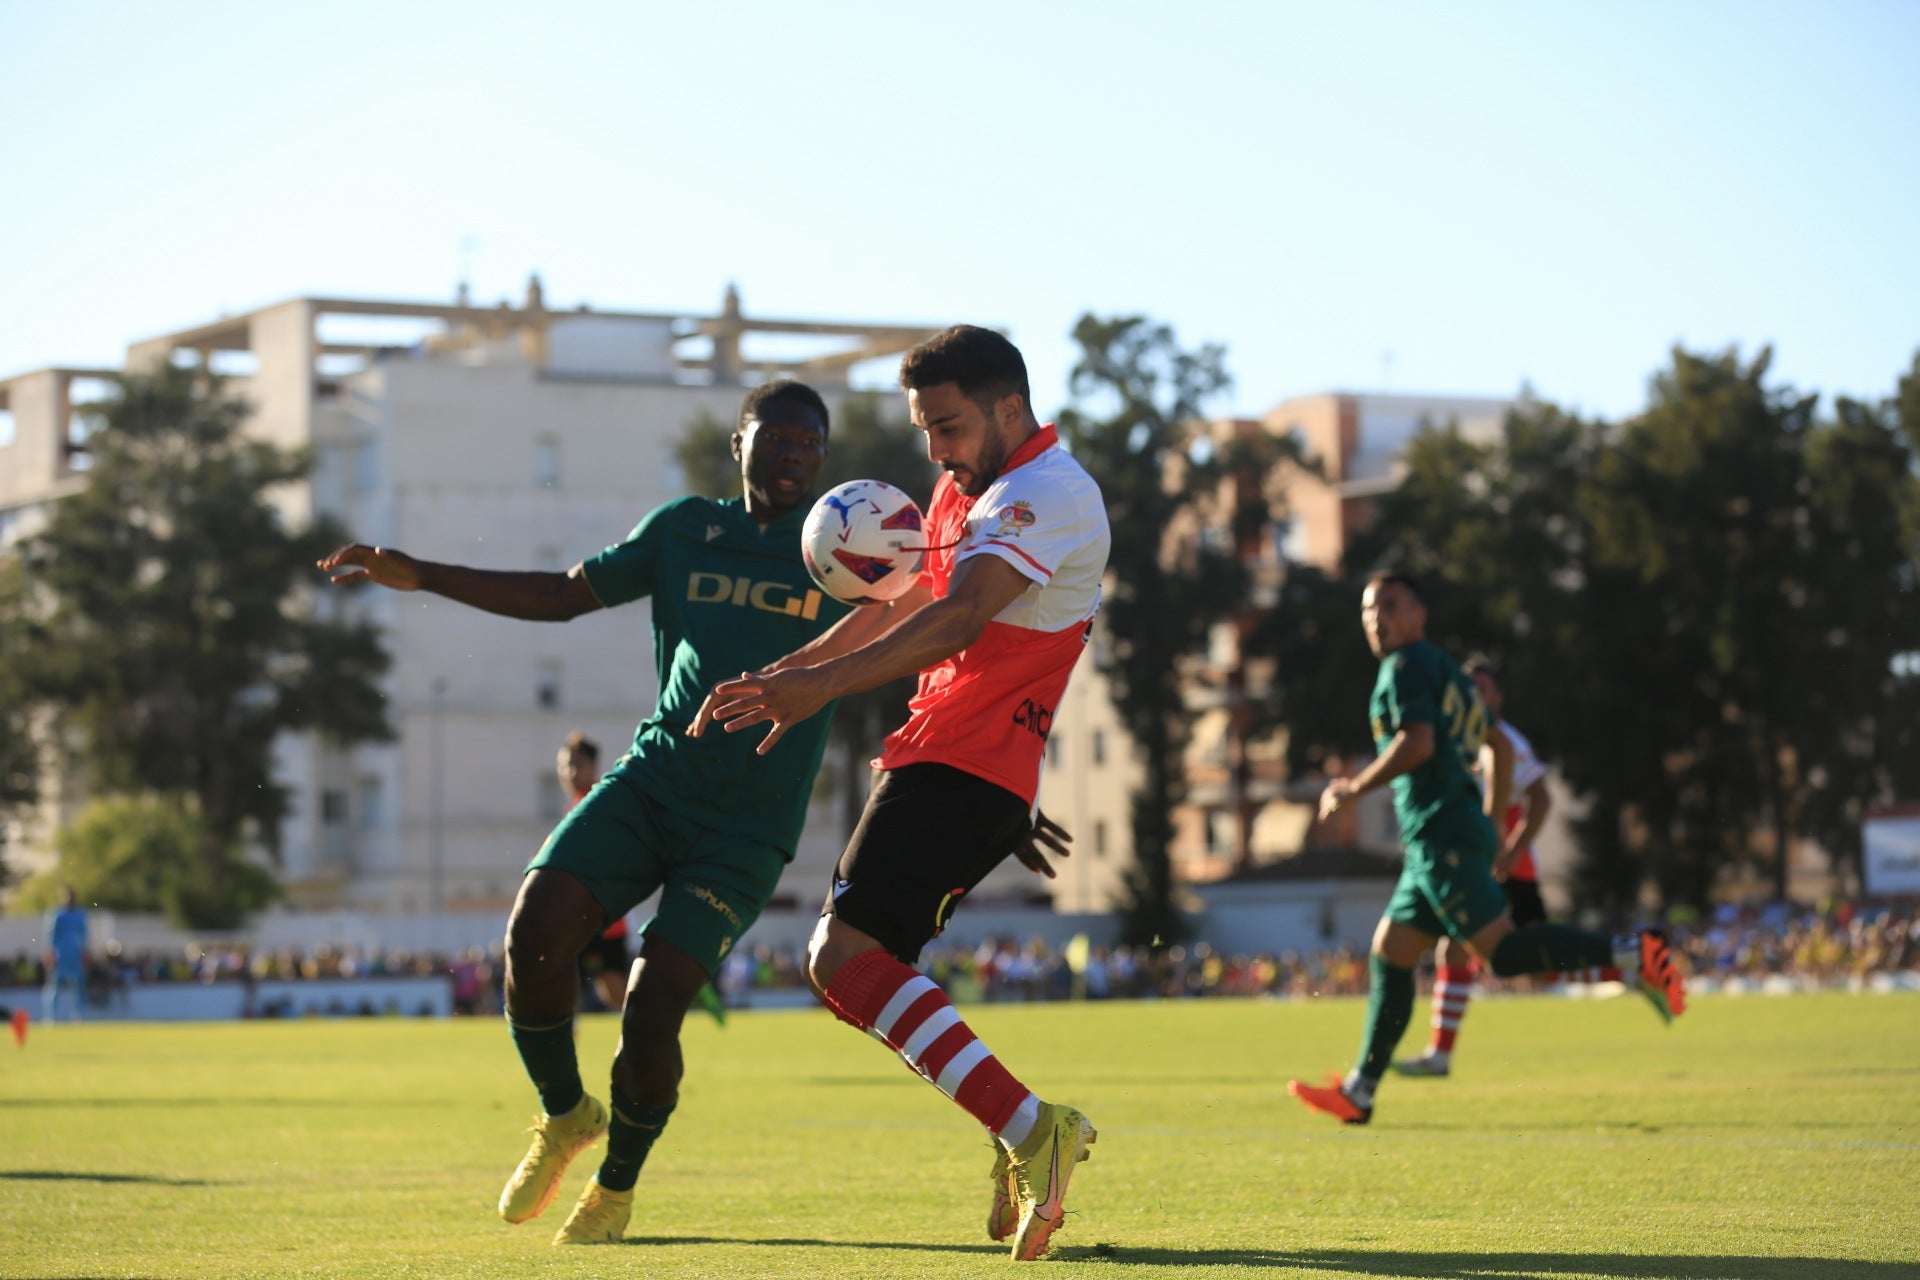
[456,235,478,307]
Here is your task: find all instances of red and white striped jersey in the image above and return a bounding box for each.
[876,424,1110,805]
[1495,718,1547,882]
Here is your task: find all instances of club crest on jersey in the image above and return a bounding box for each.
[686,571,825,620]
[991,500,1037,538]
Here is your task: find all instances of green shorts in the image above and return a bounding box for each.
[1384,822,1508,942]
[526,773,787,978]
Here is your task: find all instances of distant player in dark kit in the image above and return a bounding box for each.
[1396,656,1625,1077]
[695,325,1110,1261]
[320,379,900,1245]
[1289,571,1686,1125]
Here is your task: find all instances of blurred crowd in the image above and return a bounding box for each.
[3,898,1914,1017]
[728,898,1920,1004]
[0,941,506,1019]
[1670,899,1919,987]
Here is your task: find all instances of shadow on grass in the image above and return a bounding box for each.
[623,1235,1000,1255]
[1,1169,214,1187]
[0,1096,416,1109]
[1052,1244,1914,1277]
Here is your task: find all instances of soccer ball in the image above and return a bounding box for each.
[801,479,926,605]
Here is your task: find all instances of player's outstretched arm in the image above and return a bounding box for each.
[1480,722,1514,825]
[1504,775,1552,863]
[317,545,602,623]
[763,579,934,674]
[692,555,1031,754]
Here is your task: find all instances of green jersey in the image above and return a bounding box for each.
[582,494,851,857]
[1368,638,1495,847]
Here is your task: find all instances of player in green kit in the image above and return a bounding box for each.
[319,380,905,1243]
[1288,571,1686,1125]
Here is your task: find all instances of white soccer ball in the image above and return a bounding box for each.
[800,479,927,605]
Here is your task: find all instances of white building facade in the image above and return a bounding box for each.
[5,286,1049,917]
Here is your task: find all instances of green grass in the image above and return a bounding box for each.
[2,992,1915,1278]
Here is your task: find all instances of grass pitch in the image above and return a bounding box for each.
[1,992,1914,1279]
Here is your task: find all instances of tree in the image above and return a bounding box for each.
[6,365,391,926]
[672,410,737,501]
[1261,346,1920,912]
[0,559,42,887]
[1790,370,1920,891]
[11,793,277,926]
[1057,315,1248,947]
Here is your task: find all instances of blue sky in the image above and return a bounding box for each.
[2,1,1915,422]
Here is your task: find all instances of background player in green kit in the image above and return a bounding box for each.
[1288,571,1688,1126]
[319,380,900,1243]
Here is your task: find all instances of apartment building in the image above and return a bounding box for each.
[2,283,1036,914]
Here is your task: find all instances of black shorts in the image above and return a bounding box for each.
[825,762,1033,963]
[1504,877,1547,928]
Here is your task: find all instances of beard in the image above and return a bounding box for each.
[948,432,1010,496]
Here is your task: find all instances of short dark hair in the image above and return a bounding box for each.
[564,731,599,762]
[1463,653,1499,683]
[1365,569,1426,604]
[738,378,829,436]
[898,325,1031,417]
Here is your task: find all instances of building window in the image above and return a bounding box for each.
[1092,729,1107,767]
[1045,738,1060,770]
[353,438,378,494]
[535,434,560,488]
[320,789,348,825]
[536,659,562,709]
[356,776,382,832]
[64,376,112,472]
[1094,820,1108,858]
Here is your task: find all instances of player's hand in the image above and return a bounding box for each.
[689,667,833,754]
[317,544,423,590]
[1011,810,1073,880]
[1319,777,1356,821]
[1493,838,1521,883]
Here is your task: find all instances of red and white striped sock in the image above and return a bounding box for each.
[1427,964,1477,1056]
[822,948,1039,1147]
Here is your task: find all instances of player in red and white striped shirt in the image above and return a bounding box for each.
[695,325,1110,1260]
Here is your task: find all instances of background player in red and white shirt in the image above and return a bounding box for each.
[558,733,632,1014]
[694,325,1110,1261]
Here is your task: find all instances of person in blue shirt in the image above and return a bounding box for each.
[44,883,88,1023]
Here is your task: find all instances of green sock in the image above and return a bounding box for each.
[1354,954,1414,1087]
[508,1014,584,1117]
[693,982,728,1027]
[1489,924,1612,978]
[596,1089,675,1192]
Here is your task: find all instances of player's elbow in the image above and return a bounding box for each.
[1401,726,1435,765]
